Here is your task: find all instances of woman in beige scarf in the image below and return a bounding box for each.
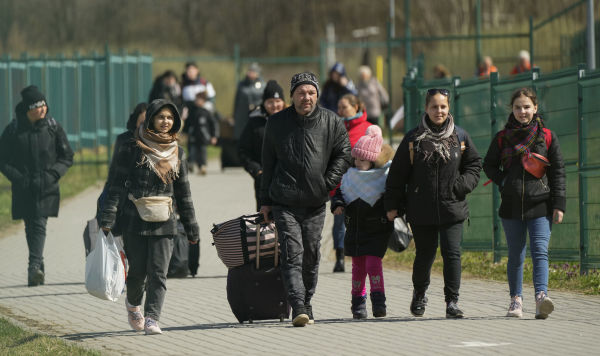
[100,99,199,335]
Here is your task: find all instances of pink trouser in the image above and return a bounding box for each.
[351,255,385,296]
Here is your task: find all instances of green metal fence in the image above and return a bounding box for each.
[402,65,600,272]
[0,49,152,163]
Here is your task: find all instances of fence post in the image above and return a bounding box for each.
[105,45,113,164]
[21,52,29,85]
[404,0,412,68]
[319,39,327,83]
[490,71,502,263]
[529,16,535,69]
[386,21,394,144]
[233,44,240,86]
[6,54,12,121]
[475,0,482,68]
[577,66,588,274]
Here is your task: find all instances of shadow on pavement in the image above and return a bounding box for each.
[0,282,84,289]
[0,291,88,300]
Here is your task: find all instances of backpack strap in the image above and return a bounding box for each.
[456,126,467,155]
[542,127,552,149]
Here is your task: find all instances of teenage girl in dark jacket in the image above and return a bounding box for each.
[385,88,481,319]
[483,88,565,320]
[100,99,199,335]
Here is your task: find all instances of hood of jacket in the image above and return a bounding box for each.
[144,99,182,133]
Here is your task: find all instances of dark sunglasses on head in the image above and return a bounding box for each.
[427,88,449,96]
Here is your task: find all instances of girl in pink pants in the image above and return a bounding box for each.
[332,125,394,319]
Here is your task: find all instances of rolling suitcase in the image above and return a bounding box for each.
[226,225,290,323]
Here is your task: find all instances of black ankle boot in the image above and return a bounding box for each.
[351,295,367,319]
[410,290,428,317]
[333,248,345,272]
[370,291,387,318]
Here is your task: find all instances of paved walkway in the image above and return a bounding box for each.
[0,161,599,356]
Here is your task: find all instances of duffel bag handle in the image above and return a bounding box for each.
[254,223,279,269]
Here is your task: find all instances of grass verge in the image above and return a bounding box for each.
[0,317,101,356]
[383,243,600,295]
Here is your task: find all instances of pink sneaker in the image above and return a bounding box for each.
[506,296,523,318]
[535,292,554,319]
[144,317,162,335]
[125,299,144,331]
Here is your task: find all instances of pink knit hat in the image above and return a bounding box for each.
[352,125,383,162]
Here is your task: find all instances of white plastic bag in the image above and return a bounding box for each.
[85,230,127,302]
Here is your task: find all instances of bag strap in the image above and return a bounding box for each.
[273,225,279,268]
[408,141,414,165]
[255,223,261,269]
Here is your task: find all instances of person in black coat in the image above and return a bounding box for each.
[238,80,285,210]
[100,99,199,335]
[182,91,219,175]
[385,88,481,319]
[483,88,565,320]
[0,85,74,286]
[260,72,351,327]
[331,125,394,319]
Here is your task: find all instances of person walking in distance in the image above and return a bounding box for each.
[331,125,394,319]
[385,88,481,318]
[238,80,286,211]
[483,88,565,319]
[260,72,351,326]
[0,85,74,287]
[100,99,200,335]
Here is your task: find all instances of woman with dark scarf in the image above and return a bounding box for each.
[100,99,199,335]
[384,89,481,319]
[483,88,565,320]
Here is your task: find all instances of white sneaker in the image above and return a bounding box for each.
[535,292,554,319]
[506,296,523,318]
[125,299,144,331]
[144,317,163,335]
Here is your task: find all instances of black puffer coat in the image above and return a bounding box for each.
[384,124,481,226]
[483,123,566,220]
[260,105,351,208]
[0,104,73,219]
[99,100,199,241]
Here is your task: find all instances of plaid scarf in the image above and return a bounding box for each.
[500,114,543,169]
[414,113,457,163]
[341,161,391,207]
[135,125,180,184]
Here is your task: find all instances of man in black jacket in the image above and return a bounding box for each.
[260,72,351,327]
[0,86,74,286]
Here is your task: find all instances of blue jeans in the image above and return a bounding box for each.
[332,211,345,250]
[501,216,552,297]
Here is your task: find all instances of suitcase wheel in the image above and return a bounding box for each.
[279,316,284,322]
[248,319,253,324]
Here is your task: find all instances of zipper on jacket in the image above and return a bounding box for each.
[521,168,525,221]
[436,163,441,224]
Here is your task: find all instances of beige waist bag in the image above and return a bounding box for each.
[128,194,173,222]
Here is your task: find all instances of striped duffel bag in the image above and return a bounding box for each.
[210,213,279,269]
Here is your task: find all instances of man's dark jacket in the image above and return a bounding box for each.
[260,104,351,208]
[384,126,481,226]
[0,104,74,219]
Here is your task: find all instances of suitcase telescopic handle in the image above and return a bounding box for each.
[255,224,261,269]
[273,226,279,268]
